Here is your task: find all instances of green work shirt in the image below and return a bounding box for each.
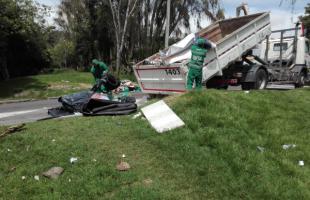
[188,45,208,70]
[90,61,109,81]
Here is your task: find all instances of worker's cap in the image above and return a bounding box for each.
[196,38,207,46]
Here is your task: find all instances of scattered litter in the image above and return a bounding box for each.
[69,157,78,164]
[116,161,130,171]
[299,160,305,166]
[143,178,153,186]
[132,112,142,119]
[141,100,185,133]
[7,148,12,152]
[92,159,97,162]
[122,154,126,158]
[21,176,26,180]
[52,139,56,142]
[0,124,26,139]
[68,178,71,182]
[244,91,250,94]
[42,167,64,179]
[34,175,40,181]
[257,146,265,152]
[9,166,16,172]
[282,144,296,150]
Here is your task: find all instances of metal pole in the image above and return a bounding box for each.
[165,0,171,48]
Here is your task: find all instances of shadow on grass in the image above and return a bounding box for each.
[0,77,47,99]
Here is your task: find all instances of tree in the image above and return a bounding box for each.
[0,0,51,80]
[300,3,310,38]
[108,0,138,75]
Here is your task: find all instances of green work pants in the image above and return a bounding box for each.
[186,68,203,90]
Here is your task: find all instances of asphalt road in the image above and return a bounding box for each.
[0,99,60,126]
[0,93,149,126]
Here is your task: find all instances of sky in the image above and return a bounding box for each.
[38,0,308,31]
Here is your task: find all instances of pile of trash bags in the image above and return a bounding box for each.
[48,75,139,118]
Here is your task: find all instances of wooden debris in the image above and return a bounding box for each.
[0,124,26,139]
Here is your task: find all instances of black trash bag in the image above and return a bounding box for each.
[92,73,120,92]
[48,107,75,118]
[58,91,93,112]
[82,98,137,116]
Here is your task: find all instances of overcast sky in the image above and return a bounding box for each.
[38,0,308,31]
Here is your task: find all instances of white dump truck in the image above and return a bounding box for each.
[133,12,309,93]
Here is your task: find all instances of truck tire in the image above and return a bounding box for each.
[241,68,267,90]
[254,69,268,89]
[296,71,306,88]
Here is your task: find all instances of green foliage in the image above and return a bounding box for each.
[0,89,310,199]
[301,3,310,38]
[0,0,52,80]
[48,40,75,68]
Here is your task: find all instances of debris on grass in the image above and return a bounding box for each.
[52,139,56,142]
[257,146,265,152]
[141,100,185,133]
[92,159,97,162]
[0,124,26,139]
[116,161,130,171]
[143,178,153,186]
[9,166,16,172]
[7,148,12,152]
[132,112,142,119]
[244,91,250,94]
[42,167,64,179]
[299,161,305,166]
[34,175,40,181]
[21,176,26,180]
[69,157,78,164]
[282,144,296,150]
[122,154,126,158]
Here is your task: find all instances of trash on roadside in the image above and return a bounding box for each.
[0,124,26,139]
[69,157,78,164]
[132,112,142,119]
[298,160,305,166]
[21,176,26,180]
[9,166,16,172]
[122,154,126,158]
[257,146,265,152]
[116,161,130,171]
[282,144,296,150]
[34,175,40,181]
[42,167,64,179]
[141,100,185,133]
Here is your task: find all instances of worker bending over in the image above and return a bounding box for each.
[187,37,215,90]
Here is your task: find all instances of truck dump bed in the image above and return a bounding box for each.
[133,12,271,94]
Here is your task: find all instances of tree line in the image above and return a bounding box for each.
[0,0,308,81]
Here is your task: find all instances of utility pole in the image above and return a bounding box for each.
[165,0,171,48]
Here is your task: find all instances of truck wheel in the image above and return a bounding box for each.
[241,69,267,90]
[254,69,268,90]
[296,71,306,88]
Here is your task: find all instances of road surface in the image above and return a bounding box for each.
[0,99,60,126]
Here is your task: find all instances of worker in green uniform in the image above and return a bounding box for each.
[90,59,113,99]
[187,37,215,90]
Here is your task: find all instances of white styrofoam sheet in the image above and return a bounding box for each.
[141,100,185,133]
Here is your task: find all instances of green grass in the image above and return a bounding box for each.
[0,69,135,100]
[0,89,310,199]
[0,69,93,100]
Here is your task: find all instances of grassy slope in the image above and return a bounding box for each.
[0,89,310,199]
